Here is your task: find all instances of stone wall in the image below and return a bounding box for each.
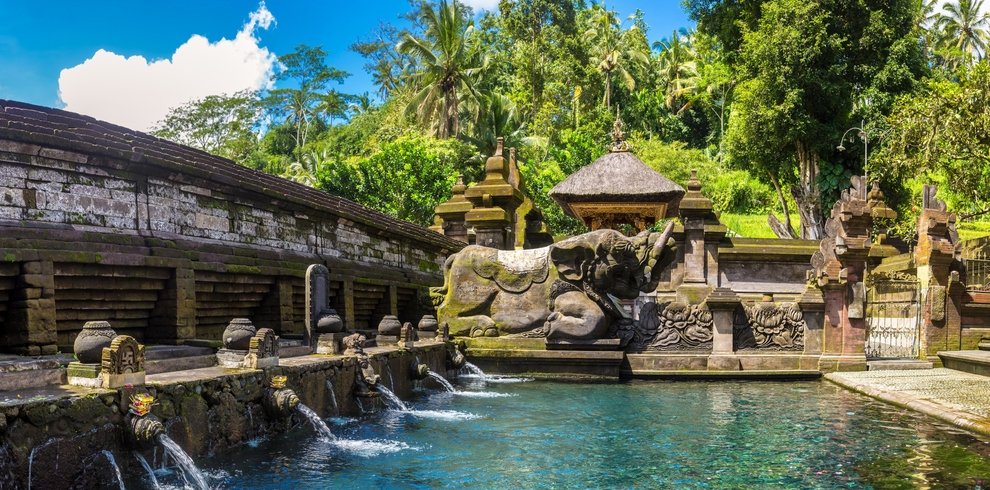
[0,343,448,489]
[0,100,464,353]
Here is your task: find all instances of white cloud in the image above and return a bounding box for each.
[461,0,500,12]
[58,3,277,132]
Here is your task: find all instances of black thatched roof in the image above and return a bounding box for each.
[549,150,685,205]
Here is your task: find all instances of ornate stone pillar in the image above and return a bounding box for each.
[811,176,872,372]
[914,185,961,359]
[676,170,727,305]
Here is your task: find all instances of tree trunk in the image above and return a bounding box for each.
[767,171,797,238]
[792,140,823,239]
[604,72,612,109]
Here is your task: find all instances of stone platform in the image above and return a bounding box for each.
[939,350,990,377]
[826,368,990,437]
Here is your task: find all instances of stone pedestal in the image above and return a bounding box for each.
[316,332,349,355]
[217,349,248,368]
[676,170,726,305]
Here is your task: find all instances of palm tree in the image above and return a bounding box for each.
[398,0,486,138]
[655,30,699,114]
[936,0,990,65]
[584,5,649,109]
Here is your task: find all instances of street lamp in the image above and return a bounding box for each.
[837,120,870,186]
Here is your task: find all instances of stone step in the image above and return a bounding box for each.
[280,345,313,358]
[145,345,215,360]
[0,357,67,391]
[145,354,217,375]
[978,340,990,351]
[867,360,934,371]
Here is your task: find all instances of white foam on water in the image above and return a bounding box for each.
[331,438,414,457]
[453,391,515,398]
[402,409,482,421]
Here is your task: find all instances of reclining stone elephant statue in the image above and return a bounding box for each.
[430,222,676,341]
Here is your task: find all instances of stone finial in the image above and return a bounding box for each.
[378,315,401,337]
[611,108,630,152]
[74,320,117,364]
[223,318,256,350]
[687,169,702,192]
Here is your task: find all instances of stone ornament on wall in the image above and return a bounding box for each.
[626,301,714,351]
[734,299,806,350]
[101,335,144,374]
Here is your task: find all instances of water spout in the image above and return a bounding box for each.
[296,403,336,441]
[157,433,209,490]
[376,385,409,411]
[462,362,486,378]
[101,450,126,490]
[427,371,456,393]
[326,379,340,416]
[134,452,161,490]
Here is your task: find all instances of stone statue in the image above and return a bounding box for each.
[431,223,676,340]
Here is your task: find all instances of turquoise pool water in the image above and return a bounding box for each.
[153,378,990,489]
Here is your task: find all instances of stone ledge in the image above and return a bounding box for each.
[826,368,990,438]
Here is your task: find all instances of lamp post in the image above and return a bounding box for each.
[837,120,870,185]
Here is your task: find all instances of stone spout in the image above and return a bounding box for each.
[446,341,467,370]
[263,375,300,418]
[410,362,431,380]
[126,413,164,449]
[264,387,301,418]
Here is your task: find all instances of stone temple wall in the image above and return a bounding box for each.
[0,100,464,353]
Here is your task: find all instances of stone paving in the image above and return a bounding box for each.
[827,368,990,437]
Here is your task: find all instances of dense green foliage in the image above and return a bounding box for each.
[151,0,990,239]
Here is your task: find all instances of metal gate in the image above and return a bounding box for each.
[865,274,922,359]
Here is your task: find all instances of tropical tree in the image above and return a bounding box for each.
[264,45,349,157]
[935,0,990,66]
[655,30,699,114]
[151,90,260,162]
[398,0,487,138]
[583,4,649,109]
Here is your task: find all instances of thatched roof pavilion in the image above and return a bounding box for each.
[549,118,685,232]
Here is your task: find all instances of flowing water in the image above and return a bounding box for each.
[427,371,456,392]
[458,362,534,384]
[376,385,409,411]
[101,450,126,490]
[133,452,161,489]
[203,379,990,488]
[326,379,340,416]
[157,434,210,490]
[296,403,337,440]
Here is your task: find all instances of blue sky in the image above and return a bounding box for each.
[0,1,693,131]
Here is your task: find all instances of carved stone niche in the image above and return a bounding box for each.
[100,335,146,389]
[245,328,279,369]
[734,295,806,351]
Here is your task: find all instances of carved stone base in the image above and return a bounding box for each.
[316,332,349,354]
[102,371,146,389]
[244,354,278,369]
[217,348,248,368]
[545,338,621,351]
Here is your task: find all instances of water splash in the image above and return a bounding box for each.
[377,385,409,411]
[427,371,456,392]
[101,450,126,490]
[331,438,413,457]
[378,384,479,420]
[459,362,533,383]
[296,403,337,441]
[326,379,340,416]
[134,452,161,489]
[157,434,210,490]
[451,391,515,398]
